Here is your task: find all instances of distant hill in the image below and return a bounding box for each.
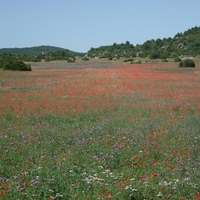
[0,45,85,63]
[1,26,199,61]
[0,45,83,56]
[87,26,200,59]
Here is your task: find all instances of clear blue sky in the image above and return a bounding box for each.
[0,0,199,52]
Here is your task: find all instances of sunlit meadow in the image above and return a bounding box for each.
[0,61,200,199]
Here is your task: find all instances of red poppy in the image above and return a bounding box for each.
[152,173,157,177]
[107,193,112,198]
[1,192,5,197]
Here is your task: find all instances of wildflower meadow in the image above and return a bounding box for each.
[0,61,200,199]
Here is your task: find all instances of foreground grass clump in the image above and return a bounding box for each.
[0,63,200,199]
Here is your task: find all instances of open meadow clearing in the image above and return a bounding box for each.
[0,61,200,199]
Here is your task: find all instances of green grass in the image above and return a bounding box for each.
[1,106,200,199]
[0,62,200,199]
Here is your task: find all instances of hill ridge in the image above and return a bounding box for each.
[0,26,199,58]
[0,45,81,56]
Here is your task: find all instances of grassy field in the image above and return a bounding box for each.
[0,60,200,199]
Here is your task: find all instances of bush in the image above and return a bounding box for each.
[179,59,195,68]
[3,60,31,71]
[82,57,89,61]
[174,57,182,62]
[149,52,159,59]
[30,57,41,62]
[124,58,134,63]
[0,56,32,71]
[45,57,51,62]
[135,60,141,64]
[67,57,75,63]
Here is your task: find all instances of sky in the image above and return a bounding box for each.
[0,0,199,53]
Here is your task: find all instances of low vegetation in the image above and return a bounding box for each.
[179,59,196,68]
[0,25,200,199]
[0,62,199,199]
[174,57,182,62]
[0,54,31,71]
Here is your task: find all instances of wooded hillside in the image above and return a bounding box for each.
[0,26,199,61]
[87,26,200,59]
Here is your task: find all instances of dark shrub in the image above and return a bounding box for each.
[31,57,41,62]
[174,57,182,62]
[179,59,195,67]
[67,57,75,63]
[82,57,89,61]
[135,60,141,64]
[149,52,159,59]
[3,60,31,71]
[108,56,113,60]
[0,56,32,71]
[124,58,134,63]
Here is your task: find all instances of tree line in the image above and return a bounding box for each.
[87,26,200,60]
[0,46,85,63]
[0,26,199,70]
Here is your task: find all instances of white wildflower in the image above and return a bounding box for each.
[157,192,163,197]
[174,179,179,184]
[125,186,129,190]
[184,177,190,182]
[132,188,137,191]
[56,193,63,198]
